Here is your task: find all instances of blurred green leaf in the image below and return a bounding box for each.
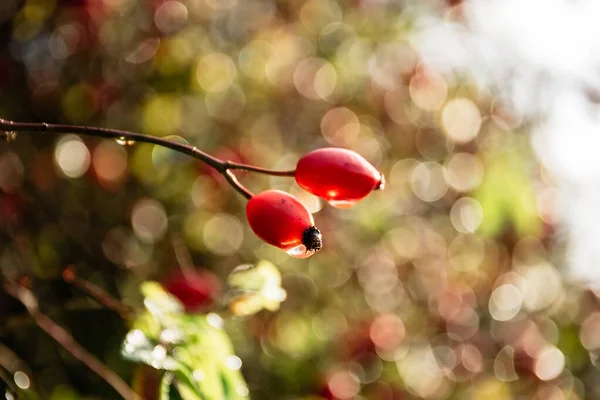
[48,385,80,400]
[227,261,287,316]
[557,324,589,371]
[475,138,541,238]
[123,282,249,400]
[228,261,281,292]
[160,373,179,400]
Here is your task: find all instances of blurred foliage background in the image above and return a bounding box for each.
[0,0,598,399]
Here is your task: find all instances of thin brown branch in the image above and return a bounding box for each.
[0,342,34,380]
[0,118,298,198]
[0,299,104,335]
[171,236,195,278]
[0,365,19,399]
[3,280,141,400]
[63,266,134,320]
[0,118,222,171]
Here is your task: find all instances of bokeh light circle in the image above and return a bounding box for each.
[54,135,91,178]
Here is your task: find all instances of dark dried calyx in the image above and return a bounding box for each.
[302,226,323,253]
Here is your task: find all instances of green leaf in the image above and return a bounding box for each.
[174,381,204,400]
[132,281,186,341]
[176,315,249,400]
[123,283,250,400]
[160,373,177,400]
[161,372,204,400]
[140,281,185,318]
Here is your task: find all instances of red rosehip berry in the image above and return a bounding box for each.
[246,190,322,258]
[295,148,384,208]
[164,270,221,312]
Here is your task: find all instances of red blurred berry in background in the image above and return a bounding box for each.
[246,190,322,258]
[164,269,221,312]
[295,148,384,208]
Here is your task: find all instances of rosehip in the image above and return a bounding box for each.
[164,270,221,312]
[246,190,322,258]
[295,148,384,208]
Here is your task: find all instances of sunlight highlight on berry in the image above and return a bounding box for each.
[295,148,383,205]
[246,190,322,256]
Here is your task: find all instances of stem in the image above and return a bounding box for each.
[0,118,297,197]
[3,280,141,400]
[224,161,296,177]
[224,170,253,199]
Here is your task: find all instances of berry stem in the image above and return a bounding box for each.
[0,118,295,199]
[225,169,253,199]
[224,161,296,177]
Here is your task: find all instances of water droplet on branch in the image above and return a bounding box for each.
[115,136,135,146]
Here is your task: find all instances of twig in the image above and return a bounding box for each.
[0,342,34,384]
[0,118,297,198]
[63,266,134,320]
[0,299,103,335]
[171,236,195,279]
[3,280,141,400]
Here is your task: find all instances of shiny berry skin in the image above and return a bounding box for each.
[164,270,221,312]
[246,190,322,257]
[295,148,384,207]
